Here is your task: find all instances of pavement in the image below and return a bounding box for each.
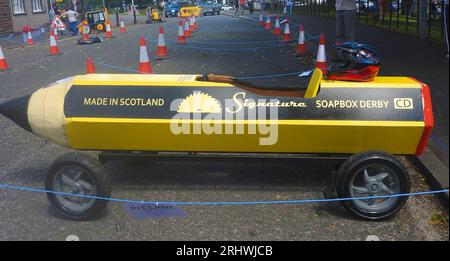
[0,13,448,241]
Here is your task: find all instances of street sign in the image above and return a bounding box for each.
[51,16,66,29]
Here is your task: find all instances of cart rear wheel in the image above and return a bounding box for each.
[45,152,111,221]
[335,151,410,220]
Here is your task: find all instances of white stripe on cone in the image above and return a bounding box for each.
[0,44,8,70]
[298,30,305,44]
[50,34,57,47]
[158,33,165,46]
[27,31,33,43]
[140,46,149,62]
[178,24,184,36]
[0,46,5,59]
[284,22,290,35]
[275,18,280,28]
[317,45,326,62]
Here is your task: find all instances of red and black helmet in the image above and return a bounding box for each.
[327,42,381,82]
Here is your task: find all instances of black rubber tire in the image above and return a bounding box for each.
[45,152,111,221]
[335,151,410,220]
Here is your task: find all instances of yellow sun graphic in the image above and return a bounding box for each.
[177,91,222,113]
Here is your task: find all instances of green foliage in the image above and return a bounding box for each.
[430,212,449,225]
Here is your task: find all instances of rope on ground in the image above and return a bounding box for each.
[0,183,447,206]
[89,60,313,79]
[146,38,293,51]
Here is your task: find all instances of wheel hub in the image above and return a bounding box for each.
[367,182,383,194]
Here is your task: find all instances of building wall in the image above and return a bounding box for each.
[11,0,50,32]
[0,0,14,35]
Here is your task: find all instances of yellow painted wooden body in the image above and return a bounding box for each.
[31,73,425,155]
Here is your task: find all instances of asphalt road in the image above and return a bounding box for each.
[0,14,448,241]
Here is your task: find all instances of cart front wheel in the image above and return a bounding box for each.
[45,152,111,221]
[335,151,410,220]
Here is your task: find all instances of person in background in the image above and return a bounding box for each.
[49,6,56,23]
[160,0,166,13]
[234,0,239,15]
[248,0,254,14]
[335,0,357,45]
[240,0,245,14]
[62,9,79,36]
[286,0,293,15]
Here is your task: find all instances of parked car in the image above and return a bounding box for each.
[199,1,221,15]
[356,0,376,14]
[221,4,234,11]
[164,2,181,17]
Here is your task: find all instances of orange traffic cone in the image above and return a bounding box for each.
[282,19,291,42]
[120,19,127,33]
[86,57,96,74]
[184,17,191,37]
[295,24,307,56]
[177,20,186,44]
[27,29,34,45]
[0,45,9,71]
[258,13,264,26]
[48,30,60,55]
[156,26,169,58]
[138,36,152,74]
[315,34,327,74]
[264,17,271,30]
[192,15,198,30]
[105,22,113,38]
[273,16,281,35]
[189,15,195,32]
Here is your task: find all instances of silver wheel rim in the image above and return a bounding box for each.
[349,163,400,213]
[53,165,97,213]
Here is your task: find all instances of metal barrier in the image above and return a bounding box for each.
[294,0,447,41]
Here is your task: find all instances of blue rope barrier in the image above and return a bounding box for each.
[0,183,447,206]
[166,39,289,45]
[91,60,313,80]
[146,38,293,51]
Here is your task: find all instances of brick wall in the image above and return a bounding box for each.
[0,0,14,35]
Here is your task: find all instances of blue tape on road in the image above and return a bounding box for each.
[0,37,26,44]
[166,39,289,45]
[91,60,312,80]
[0,183,447,206]
[0,36,50,45]
[146,38,293,51]
[91,60,313,80]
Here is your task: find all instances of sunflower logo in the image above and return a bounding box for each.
[177,91,222,113]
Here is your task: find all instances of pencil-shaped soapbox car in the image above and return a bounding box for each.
[0,69,433,220]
